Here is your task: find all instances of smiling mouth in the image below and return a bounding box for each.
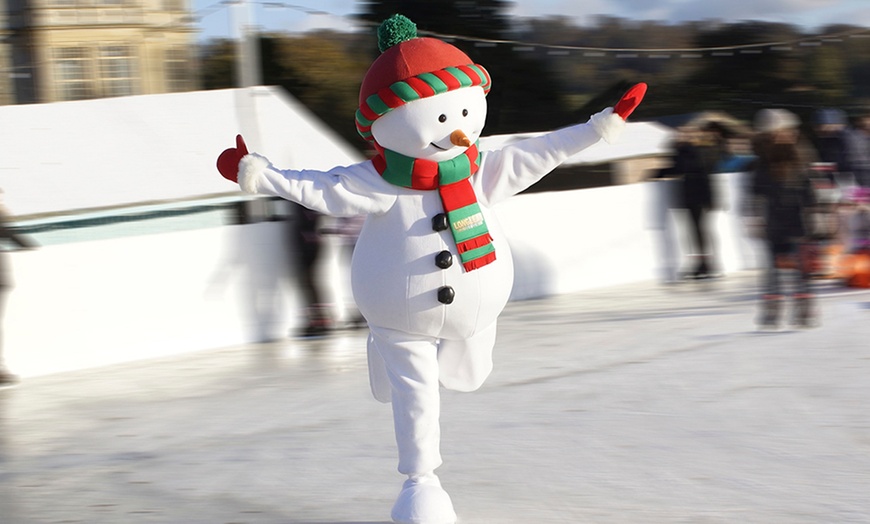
[430,142,449,151]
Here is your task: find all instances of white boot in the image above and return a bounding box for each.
[391,472,456,524]
[369,326,455,524]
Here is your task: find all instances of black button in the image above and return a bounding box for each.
[432,213,449,232]
[437,286,455,304]
[435,250,453,269]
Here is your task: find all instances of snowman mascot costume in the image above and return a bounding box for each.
[218,14,646,524]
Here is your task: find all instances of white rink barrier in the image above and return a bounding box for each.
[5,173,762,377]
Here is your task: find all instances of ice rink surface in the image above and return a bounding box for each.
[2,270,869,523]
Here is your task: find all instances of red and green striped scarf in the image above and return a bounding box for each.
[372,142,496,272]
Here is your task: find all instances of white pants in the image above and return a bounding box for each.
[367,323,497,476]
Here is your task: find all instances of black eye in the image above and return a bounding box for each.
[462,109,468,117]
[438,114,447,123]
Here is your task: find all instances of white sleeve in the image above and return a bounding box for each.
[476,108,625,206]
[237,153,397,216]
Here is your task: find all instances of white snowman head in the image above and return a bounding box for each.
[372,87,487,163]
[355,14,491,163]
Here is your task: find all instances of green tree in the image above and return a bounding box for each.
[804,46,849,106]
[199,32,372,151]
[199,39,236,89]
[259,31,370,148]
[358,0,512,40]
[831,24,870,109]
[683,22,805,114]
[198,14,868,145]
[518,16,693,119]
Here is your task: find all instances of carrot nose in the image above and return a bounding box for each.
[450,129,471,148]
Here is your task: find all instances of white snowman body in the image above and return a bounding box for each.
[352,86,512,341]
[218,11,648,523]
[236,57,624,524]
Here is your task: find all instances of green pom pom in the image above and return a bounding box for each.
[378,14,417,53]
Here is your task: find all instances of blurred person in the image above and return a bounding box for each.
[846,187,870,253]
[662,121,728,279]
[288,204,334,338]
[0,193,38,386]
[650,161,683,284]
[716,125,755,173]
[836,186,870,288]
[321,215,367,329]
[749,109,819,329]
[811,108,848,183]
[702,120,741,171]
[804,110,846,271]
[843,110,870,188]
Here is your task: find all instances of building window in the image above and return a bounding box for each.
[165,48,191,92]
[99,46,137,97]
[55,47,93,101]
[163,0,185,11]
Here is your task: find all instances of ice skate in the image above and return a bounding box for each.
[757,295,782,331]
[792,294,819,328]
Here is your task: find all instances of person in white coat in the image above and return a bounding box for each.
[218,14,646,524]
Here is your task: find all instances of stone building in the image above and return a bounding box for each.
[1,0,196,104]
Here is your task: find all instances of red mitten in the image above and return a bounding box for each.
[217,135,249,183]
[614,83,647,120]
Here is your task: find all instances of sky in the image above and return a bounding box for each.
[192,0,870,42]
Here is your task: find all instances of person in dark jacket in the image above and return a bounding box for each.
[288,204,334,338]
[844,110,870,188]
[811,108,848,182]
[750,109,819,328]
[664,121,728,279]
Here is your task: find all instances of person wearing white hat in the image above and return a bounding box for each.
[749,109,820,329]
[754,108,801,135]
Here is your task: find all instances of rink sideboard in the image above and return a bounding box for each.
[6,173,762,377]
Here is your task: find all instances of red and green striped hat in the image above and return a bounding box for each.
[355,15,491,142]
